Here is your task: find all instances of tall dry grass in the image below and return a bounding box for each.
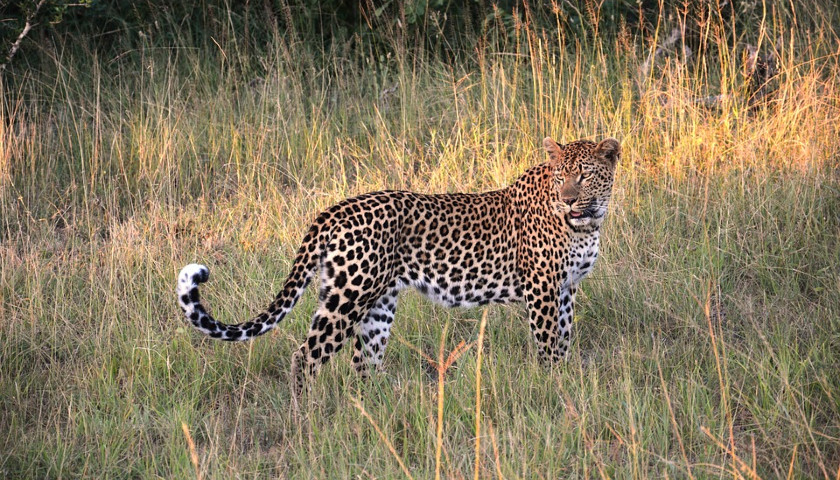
[1,2,839,478]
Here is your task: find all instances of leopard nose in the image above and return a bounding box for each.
[561,196,577,206]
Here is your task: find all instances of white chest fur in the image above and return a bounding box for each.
[568,232,600,287]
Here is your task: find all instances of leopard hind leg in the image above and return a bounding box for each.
[352,285,399,377]
[291,208,399,395]
[290,289,374,395]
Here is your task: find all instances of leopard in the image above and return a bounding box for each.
[176,136,620,395]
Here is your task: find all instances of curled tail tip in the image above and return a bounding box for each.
[177,263,209,315]
[178,264,210,288]
[177,264,209,307]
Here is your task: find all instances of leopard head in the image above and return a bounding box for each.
[543,137,620,230]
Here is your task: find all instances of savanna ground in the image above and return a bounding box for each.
[1,2,839,478]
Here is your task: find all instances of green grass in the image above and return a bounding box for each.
[2,5,840,478]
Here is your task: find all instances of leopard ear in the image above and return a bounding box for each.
[543,137,563,161]
[594,138,620,167]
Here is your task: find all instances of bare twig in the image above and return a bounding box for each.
[1,0,47,73]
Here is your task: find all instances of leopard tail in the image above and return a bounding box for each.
[175,221,323,341]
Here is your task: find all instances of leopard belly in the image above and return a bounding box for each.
[399,273,524,308]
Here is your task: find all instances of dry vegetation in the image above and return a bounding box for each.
[1,2,839,478]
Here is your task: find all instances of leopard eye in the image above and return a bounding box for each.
[557,177,565,185]
[580,172,592,181]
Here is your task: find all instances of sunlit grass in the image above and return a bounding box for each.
[1,3,839,478]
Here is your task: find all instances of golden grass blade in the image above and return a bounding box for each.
[350,395,415,480]
[394,333,438,367]
[435,323,448,480]
[699,282,738,477]
[474,309,488,480]
[444,340,473,370]
[656,355,695,479]
[180,422,202,480]
[700,426,761,480]
[488,422,503,480]
[786,445,797,480]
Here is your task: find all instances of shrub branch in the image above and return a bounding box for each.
[1,0,47,73]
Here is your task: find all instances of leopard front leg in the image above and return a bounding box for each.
[525,281,576,364]
[554,285,576,360]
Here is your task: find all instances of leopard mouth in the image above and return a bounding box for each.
[569,207,604,220]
